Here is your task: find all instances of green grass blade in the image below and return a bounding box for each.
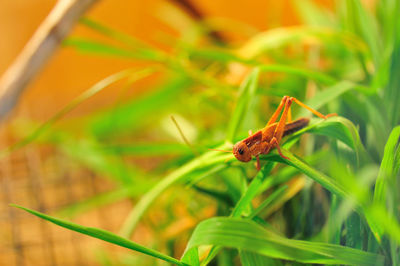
[240,250,282,266]
[200,161,276,265]
[231,162,275,218]
[370,125,400,240]
[11,204,186,266]
[0,69,152,158]
[343,94,390,158]
[119,148,232,238]
[61,141,142,185]
[80,17,153,49]
[270,149,348,200]
[248,185,288,219]
[373,125,400,205]
[63,38,163,61]
[287,116,368,164]
[258,150,327,193]
[181,247,200,266]
[102,143,192,156]
[259,64,336,85]
[292,0,336,27]
[238,26,366,60]
[90,75,191,138]
[185,217,384,265]
[344,0,382,67]
[56,187,148,218]
[297,81,356,117]
[226,68,260,142]
[365,204,400,245]
[383,36,400,126]
[184,45,340,86]
[183,45,258,65]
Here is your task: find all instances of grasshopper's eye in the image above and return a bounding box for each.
[233,142,252,162]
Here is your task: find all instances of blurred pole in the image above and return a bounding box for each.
[0,0,99,120]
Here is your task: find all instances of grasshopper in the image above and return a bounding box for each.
[232,96,336,170]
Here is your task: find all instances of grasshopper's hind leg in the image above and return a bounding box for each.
[292,97,337,119]
[266,96,289,125]
[267,97,293,160]
[270,137,289,160]
[272,97,293,143]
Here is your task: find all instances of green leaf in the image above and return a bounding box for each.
[184,217,384,265]
[259,64,336,85]
[240,250,282,266]
[292,0,336,27]
[373,125,400,205]
[383,33,400,126]
[0,69,152,158]
[238,26,366,60]
[90,75,192,138]
[102,142,192,156]
[297,81,356,117]
[343,94,390,158]
[226,68,260,142]
[56,187,148,218]
[119,148,232,238]
[80,17,153,50]
[57,137,148,185]
[342,0,382,67]
[11,204,186,266]
[248,185,288,219]
[63,38,161,61]
[370,126,400,239]
[184,45,340,86]
[231,162,275,218]
[287,116,368,165]
[275,149,348,200]
[181,247,200,266]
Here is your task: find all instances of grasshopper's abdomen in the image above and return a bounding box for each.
[282,118,310,137]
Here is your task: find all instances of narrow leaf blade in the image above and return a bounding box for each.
[11,204,185,266]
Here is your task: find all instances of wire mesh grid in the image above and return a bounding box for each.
[0,141,133,266]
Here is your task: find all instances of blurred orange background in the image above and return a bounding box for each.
[0,0,330,122]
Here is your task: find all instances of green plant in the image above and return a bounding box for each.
[8,0,400,265]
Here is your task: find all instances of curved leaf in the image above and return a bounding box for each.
[11,204,186,266]
[184,217,384,266]
[240,250,282,266]
[287,116,368,164]
[276,149,349,199]
[374,125,400,205]
[370,126,400,240]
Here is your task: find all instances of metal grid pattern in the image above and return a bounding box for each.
[0,143,130,266]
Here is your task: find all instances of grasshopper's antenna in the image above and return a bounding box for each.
[208,148,232,153]
[171,115,199,156]
[208,148,234,164]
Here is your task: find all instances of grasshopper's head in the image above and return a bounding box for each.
[233,141,252,162]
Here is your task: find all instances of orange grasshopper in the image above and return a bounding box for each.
[230,96,336,170]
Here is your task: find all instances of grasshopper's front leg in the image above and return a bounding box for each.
[248,129,261,171]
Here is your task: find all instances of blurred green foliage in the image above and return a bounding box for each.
[8,0,400,265]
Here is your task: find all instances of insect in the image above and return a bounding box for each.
[232,96,336,170]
